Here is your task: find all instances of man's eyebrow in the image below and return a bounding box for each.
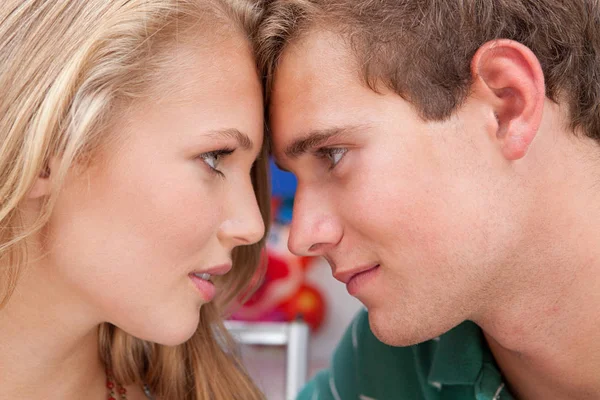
[283,124,366,159]
[207,128,253,151]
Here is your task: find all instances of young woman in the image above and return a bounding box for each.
[0,1,270,399]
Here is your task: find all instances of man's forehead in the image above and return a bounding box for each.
[276,29,354,82]
[270,30,358,111]
[269,38,356,136]
[267,29,377,170]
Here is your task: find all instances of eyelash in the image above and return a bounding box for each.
[315,147,348,170]
[198,148,235,177]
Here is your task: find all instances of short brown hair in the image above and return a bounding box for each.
[257,0,600,141]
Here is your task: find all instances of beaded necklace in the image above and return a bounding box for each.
[105,368,127,400]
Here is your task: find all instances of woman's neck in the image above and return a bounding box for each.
[0,265,106,399]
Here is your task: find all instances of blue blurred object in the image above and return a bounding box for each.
[277,198,294,225]
[270,158,297,198]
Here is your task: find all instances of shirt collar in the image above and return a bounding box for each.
[428,321,486,385]
[427,321,514,399]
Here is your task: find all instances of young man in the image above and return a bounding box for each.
[257,1,600,399]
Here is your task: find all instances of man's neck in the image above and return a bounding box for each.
[473,128,600,399]
[477,219,600,399]
[485,329,600,400]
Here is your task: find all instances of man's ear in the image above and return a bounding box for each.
[28,162,54,199]
[471,39,546,160]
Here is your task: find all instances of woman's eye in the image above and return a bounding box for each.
[198,149,234,176]
[201,152,221,170]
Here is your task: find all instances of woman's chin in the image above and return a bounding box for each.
[119,313,201,347]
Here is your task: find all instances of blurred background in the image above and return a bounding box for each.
[226,160,363,399]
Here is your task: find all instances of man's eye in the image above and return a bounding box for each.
[317,147,348,169]
[328,148,347,165]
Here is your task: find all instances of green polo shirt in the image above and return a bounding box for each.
[298,309,514,400]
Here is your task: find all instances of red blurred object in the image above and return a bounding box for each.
[230,216,328,331]
[270,197,282,222]
[242,251,292,308]
[278,284,326,331]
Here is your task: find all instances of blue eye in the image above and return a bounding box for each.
[201,152,221,169]
[199,148,234,176]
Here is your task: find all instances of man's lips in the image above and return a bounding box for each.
[333,264,380,284]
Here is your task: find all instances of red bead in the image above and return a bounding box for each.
[109,397,116,400]
[107,381,115,389]
[118,387,127,394]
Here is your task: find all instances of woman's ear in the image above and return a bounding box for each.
[470,39,546,160]
[28,162,54,199]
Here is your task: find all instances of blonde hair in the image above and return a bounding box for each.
[0,0,269,398]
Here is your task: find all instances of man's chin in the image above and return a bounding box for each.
[367,308,441,347]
